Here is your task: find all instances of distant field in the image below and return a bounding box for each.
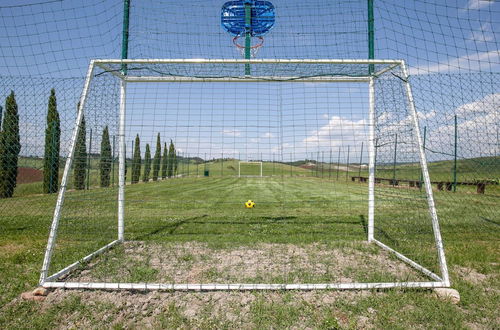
[13,156,500,198]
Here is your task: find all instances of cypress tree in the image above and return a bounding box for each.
[152,133,161,181]
[43,89,61,194]
[73,112,87,190]
[142,143,151,183]
[131,134,141,184]
[167,140,175,178]
[161,142,168,179]
[99,126,112,187]
[173,147,178,175]
[0,91,21,198]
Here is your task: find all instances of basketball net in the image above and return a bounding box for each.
[233,35,264,58]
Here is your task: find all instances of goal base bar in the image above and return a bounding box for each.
[41,281,449,291]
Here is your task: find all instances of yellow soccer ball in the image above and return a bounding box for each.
[245,200,255,208]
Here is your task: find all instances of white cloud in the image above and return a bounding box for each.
[466,0,495,10]
[424,93,500,158]
[468,23,495,43]
[261,132,275,138]
[409,50,500,75]
[303,115,368,147]
[418,110,437,120]
[221,129,241,137]
[455,93,500,116]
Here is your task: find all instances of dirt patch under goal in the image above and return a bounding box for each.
[65,241,428,284]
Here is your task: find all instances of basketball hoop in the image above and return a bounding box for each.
[232,35,264,58]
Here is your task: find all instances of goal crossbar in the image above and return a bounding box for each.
[39,58,450,290]
[94,58,402,83]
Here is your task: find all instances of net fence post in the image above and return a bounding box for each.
[118,80,126,242]
[368,77,375,242]
[39,60,96,285]
[400,61,450,286]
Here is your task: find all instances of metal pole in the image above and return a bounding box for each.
[419,126,426,190]
[260,160,263,177]
[453,115,458,192]
[346,146,350,181]
[112,135,115,187]
[86,128,93,190]
[204,153,207,176]
[40,61,96,284]
[358,142,364,178]
[130,139,134,183]
[118,81,126,241]
[321,151,325,178]
[272,153,275,176]
[178,151,181,177]
[316,152,319,177]
[368,0,375,74]
[244,0,252,75]
[368,77,375,241]
[392,133,397,186]
[121,0,130,75]
[336,147,341,180]
[329,149,332,179]
[401,61,450,287]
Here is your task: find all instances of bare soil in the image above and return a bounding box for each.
[67,241,425,284]
[17,167,43,184]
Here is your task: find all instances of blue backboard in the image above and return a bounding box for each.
[221,0,275,37]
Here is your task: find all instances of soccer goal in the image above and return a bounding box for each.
[238,161,263,177]
[39,59,449,291]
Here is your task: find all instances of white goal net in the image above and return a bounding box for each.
[39,59,449,291]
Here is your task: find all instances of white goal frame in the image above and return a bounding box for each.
[238,161,263,177]
[39,59,450,291]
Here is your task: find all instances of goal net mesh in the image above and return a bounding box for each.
[39,61,445,287]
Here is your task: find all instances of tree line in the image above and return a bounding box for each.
[130,133,178,184]
[0,89,178,198]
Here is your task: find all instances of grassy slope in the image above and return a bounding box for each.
[0,174,499,328]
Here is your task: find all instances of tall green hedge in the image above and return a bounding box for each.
[99,126,112,187]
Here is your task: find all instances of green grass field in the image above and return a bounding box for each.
[0,160,499,328]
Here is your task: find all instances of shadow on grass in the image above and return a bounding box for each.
[262,216,297,221]
[359,215,368,236]
[373,225,397,246]
[135,215,208,240]
[479,216,500,227]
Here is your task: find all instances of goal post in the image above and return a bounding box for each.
[39,58,450,290]
[238,161,263,177]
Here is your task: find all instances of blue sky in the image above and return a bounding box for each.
[0,0,498,162]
